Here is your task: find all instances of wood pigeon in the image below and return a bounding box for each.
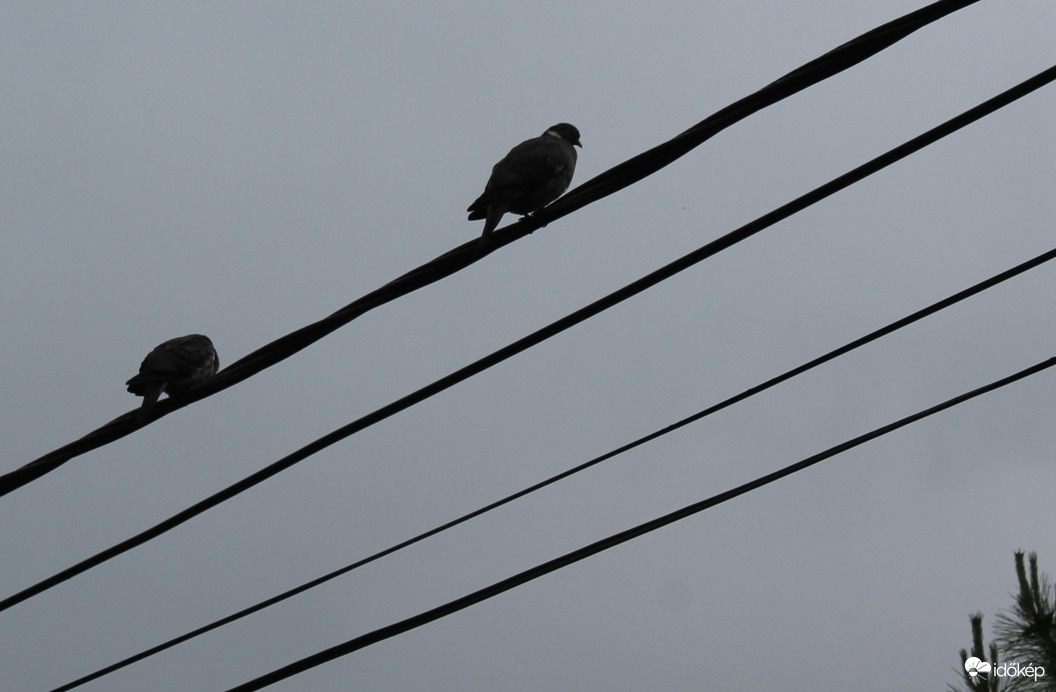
[126,333,219,421]
[468,123,582,249]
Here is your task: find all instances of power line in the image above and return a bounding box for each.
[223,357,1056,692]
[0,0,983,498]
[51,244,1056,691]
[5,59,1053,617]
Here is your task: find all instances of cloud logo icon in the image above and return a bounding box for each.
[965,657,992,680]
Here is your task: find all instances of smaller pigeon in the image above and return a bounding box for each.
[467,123,582,251]
[126,334,219,422]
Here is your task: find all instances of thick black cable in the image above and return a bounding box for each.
[5,61,1054,617]
[224,357,1056,691]
[51,244,1056,691]
[0,0,982,497]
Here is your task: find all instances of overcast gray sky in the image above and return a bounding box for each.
[2,2,1055,690]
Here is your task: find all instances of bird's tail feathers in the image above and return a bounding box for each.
[473,204,508,258]
[134,383,165,425]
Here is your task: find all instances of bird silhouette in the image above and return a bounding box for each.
[468,123,581,254]
[126,334,219,423]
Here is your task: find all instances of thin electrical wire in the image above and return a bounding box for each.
[50,245,1056,691]
[223,357,1056,691]
[5,61,1054,617]
[0,0,982,497]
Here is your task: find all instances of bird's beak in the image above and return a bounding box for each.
[574,139,583,148]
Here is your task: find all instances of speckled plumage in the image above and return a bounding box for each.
[126,333,219,421]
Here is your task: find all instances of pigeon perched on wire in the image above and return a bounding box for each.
[125,334,219,422]
[467,123,581,253]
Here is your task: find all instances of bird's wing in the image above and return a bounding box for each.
[152,336,216,376]
[468,135,578,222]
[127,335,217,393]
[486,137,574,195]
